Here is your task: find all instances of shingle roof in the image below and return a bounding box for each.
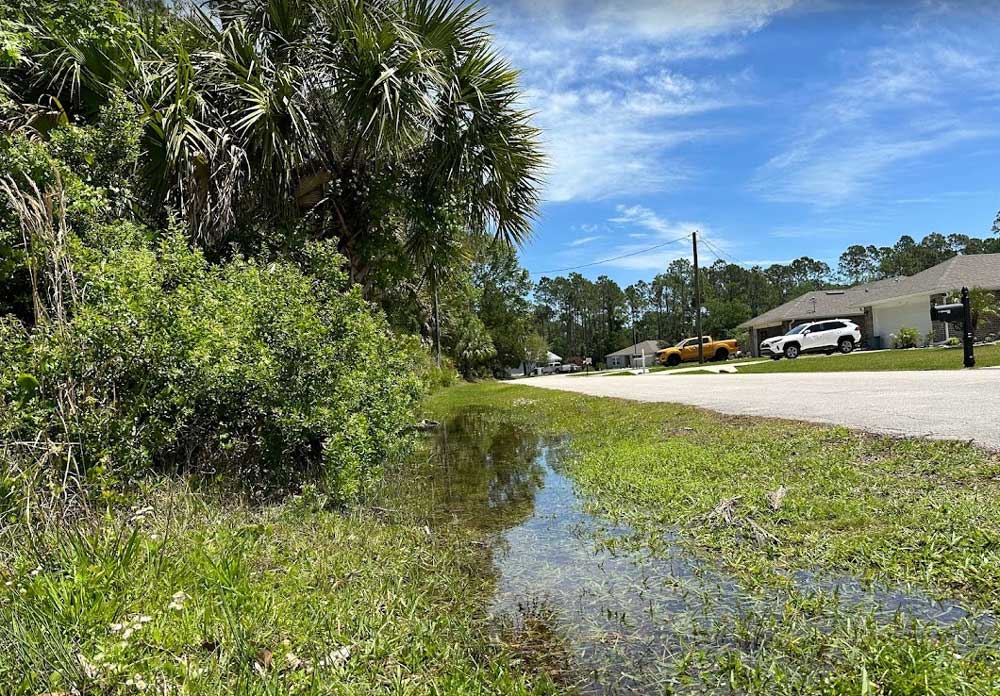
[606,339,666,358]
[864,253,1000,304]
[736,279,895,329]
[738,253,1000,329]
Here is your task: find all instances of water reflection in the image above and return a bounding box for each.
[384,409,997,694]
[384,409,548,534]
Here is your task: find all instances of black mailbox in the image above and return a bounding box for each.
[930,287,975,368]
[930,302,964,323]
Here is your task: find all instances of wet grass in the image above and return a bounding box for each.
[423,383,1000,692]
[728,343,1000,373]
[427,383,1000,606]
[0,481,558,696]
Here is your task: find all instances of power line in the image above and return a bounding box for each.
[529,233,693,276]
[700,237,742,267]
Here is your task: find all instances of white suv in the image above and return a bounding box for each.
[760,319,861,360]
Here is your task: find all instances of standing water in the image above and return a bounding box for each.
[382,408,994,694]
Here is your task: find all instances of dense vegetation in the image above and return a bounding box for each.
[534,231,1000,364]
[0,0,545,501]
[0,1,559,694]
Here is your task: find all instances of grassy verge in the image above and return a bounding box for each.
[0,481,556,695]
[425,383,1000,607]
[561,358,758,378]
[649,356,760,372]
[729,343,1000,373]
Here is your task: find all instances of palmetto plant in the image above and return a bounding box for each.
[8,0,543,286]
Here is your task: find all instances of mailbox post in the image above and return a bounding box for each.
[930,286,975,368]
[961,287,975,368]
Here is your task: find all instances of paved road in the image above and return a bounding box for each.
[522,370,1000,449]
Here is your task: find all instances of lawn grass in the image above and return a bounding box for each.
[425,383,1000,608]
[649,356,760,372]
[0,481,557,696]
[729,343,1000,373]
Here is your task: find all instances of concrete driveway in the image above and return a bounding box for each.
[521,370,1000,449]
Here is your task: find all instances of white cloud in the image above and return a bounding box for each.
[487,0,794,203]
[569,235,602,247]
[610,204,705,241]
[750,22,1000,206]
[598,204,735,270]
[755,128,988,204]
[497,0,798,40]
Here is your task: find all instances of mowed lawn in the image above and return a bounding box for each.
[729,343,1000,373]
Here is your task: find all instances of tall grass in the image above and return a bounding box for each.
[0,478,557,695]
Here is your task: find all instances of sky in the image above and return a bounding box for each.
[482,0,1000,286]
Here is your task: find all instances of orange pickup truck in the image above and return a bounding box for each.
[656,336,738,367]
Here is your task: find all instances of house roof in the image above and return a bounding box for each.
[606,339,666,358]
[546,351,562,363]
[738,253,1000,329]
[864,253,1000,305]
[736,280,891,329]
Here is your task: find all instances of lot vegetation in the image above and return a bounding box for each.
[427,383,1000,692]
[0,1,552,694]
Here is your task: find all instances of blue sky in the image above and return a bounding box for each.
[483,0,1000,285]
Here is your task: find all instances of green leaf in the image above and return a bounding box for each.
[15,373,40,402]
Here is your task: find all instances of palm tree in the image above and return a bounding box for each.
[9,0,544,289]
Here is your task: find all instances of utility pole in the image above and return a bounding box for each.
[692,231,704,364]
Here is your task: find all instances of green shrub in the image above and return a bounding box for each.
[3,231,423,502]
[890,326,920,349]
[394,333,459,392]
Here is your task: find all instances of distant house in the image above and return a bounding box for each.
[512,351,562,377]
[543,351,563,372]
[605,340,665,369]
[739,254,1000,355]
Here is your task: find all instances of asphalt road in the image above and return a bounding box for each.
[522,370,1000,449]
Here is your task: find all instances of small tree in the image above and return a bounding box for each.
[523,332,549,373]
[948,288,1000,333]
[969,287,1000,333]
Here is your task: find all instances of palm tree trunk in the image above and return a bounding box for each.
[432,268,442,368]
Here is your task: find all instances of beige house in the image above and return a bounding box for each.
[739,254,1000,356]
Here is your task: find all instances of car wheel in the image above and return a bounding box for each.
[784,344,800,359]
[713,348,729,361]
[838,338,855,354]
[667,354,681,367]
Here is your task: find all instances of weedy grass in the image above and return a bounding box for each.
[424,383,1000,692]
[0,481,557,696]
[425,383,1000,608]
[677,587,1000,694]
[728,343,1000,373]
